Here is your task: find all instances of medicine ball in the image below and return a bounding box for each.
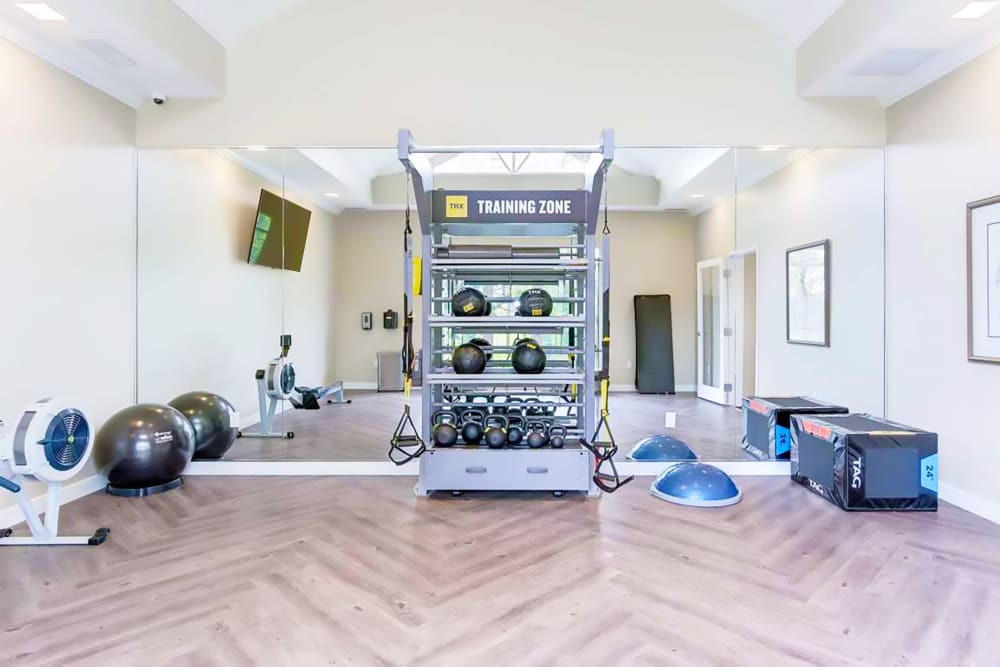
[511,340,546,374]
[452,287,488,316]
[468,337,493,361]
[512,337,538,349]
[517,288,553,317]
[452,343,487,374]
[92,403,196,497]
[168,391,239,460]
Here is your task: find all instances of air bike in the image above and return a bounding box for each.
[239,334,351,440]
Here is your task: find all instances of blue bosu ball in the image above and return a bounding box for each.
[628,434,697,461]
[650,462,742,507]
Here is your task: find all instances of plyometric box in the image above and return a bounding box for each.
[791,414,938,511]
[742,396,849,460]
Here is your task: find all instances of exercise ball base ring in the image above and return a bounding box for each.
[106,477,183,498]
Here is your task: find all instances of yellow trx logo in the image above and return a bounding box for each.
[445,195,468,218]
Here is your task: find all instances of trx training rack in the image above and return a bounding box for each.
[394,130,619,496]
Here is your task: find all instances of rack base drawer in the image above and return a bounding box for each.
[418,447,592,493]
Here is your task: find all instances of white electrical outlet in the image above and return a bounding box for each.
[664,411,677,428]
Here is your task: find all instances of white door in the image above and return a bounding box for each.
[697,258,727,404]
[729,250,758,407]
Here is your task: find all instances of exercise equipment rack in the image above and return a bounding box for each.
[397,129,614,496]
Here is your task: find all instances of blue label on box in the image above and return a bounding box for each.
[775,425,791,457]
[920,453,938,493]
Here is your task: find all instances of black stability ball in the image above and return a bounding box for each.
[467,337,493,361]
[93,403,196,497]
[511,340,547,374]
[452,343,488,374]
[517,288,553,317]
[452,287,488,316]
[168,391,239,460]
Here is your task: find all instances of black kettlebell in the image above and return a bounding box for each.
[484,415,508,449]
[548,424,567,449]
[525,398,543,417]
[504,397,524,417]
[506,415,525,447]
[460,410,485,446]
[431,411,459,447]
[526,420,549,449]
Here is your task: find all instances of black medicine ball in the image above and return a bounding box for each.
[452,287,488,317]
[468,337,493,361]
[511,340,546,374]
[452,343,488,374]
[517,288,553,317]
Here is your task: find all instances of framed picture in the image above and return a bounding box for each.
[786,240,830,346]
[967,195,1000,363]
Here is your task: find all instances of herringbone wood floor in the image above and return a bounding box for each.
[3,476,999,666]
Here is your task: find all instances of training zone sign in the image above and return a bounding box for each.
[431,190,586,223]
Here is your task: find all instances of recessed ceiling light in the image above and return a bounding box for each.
[758,145,786,152]
[245,146,267,151]
[323,192,340,198]
[16,3,66,21]
[952,1,999,19]
[690,193,705,199]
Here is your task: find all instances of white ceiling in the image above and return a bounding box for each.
[3,1,1000,110]
[715,0,845,45]
[172,0,306,47]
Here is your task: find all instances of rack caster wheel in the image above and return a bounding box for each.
[552,491,564,498]
[236,431,243,438]
[451,490,463,497]
[1,528,11,538]
[286,431,295,439]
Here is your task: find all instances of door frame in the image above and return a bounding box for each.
[696,257,727,404]
[728,247,759,407]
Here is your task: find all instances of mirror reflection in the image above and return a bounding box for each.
[136,145,884,463]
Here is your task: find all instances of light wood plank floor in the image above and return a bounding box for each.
[228,390,752,462]
[2,476,999,665]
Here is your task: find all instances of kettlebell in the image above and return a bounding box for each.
[505,397,524,417]
[431,410,459,447]
[506,414,525,447]
[526,420,549,449]
[548,424,567,449]
[460,409,485,446]
[484,415,508,449]
[525,398,543,417]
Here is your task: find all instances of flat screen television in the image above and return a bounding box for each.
[247,189,311,271]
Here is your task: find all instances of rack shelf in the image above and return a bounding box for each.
[427,316,586,327]
[425,370,585,385]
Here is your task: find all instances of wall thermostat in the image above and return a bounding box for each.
[362,312,373,330]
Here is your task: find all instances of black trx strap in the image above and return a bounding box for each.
[389,179,425,465]
[581,169,633,493]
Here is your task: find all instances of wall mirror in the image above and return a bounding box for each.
[136,145,884,466]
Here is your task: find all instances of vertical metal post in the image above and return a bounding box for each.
[421,233,433,443]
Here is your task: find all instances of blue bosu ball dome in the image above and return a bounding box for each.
[628,434,697,461]
[650,462,742,507]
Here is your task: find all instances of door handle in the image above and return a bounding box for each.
[465,466,487,474]
[526,466,549,474]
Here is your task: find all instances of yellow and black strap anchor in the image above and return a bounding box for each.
[581,375,634,493]
[388,198,426,465]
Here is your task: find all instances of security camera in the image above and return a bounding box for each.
[152,95,167,106]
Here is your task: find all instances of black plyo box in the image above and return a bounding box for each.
[742,396,849,460]
[790,414,938,512]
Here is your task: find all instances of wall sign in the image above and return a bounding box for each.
[431,190,587,223]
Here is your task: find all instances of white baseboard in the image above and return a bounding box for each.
[343,382,378,390]
[0,474,106,530]
[186,460,420,475]
[185,459,787,477]
[238,402,294,430]
[610,384,695,393]
[939,482,1000,526]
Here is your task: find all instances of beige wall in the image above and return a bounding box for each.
[333,211,413,386]
[734,148,885,415]
[137,150,337,422]
[887,44,1000,522]
[0,37,136,518]
[135,0,884,148]
[696,196,736,261]
[332,210,697,389]
[608,212,697,389]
